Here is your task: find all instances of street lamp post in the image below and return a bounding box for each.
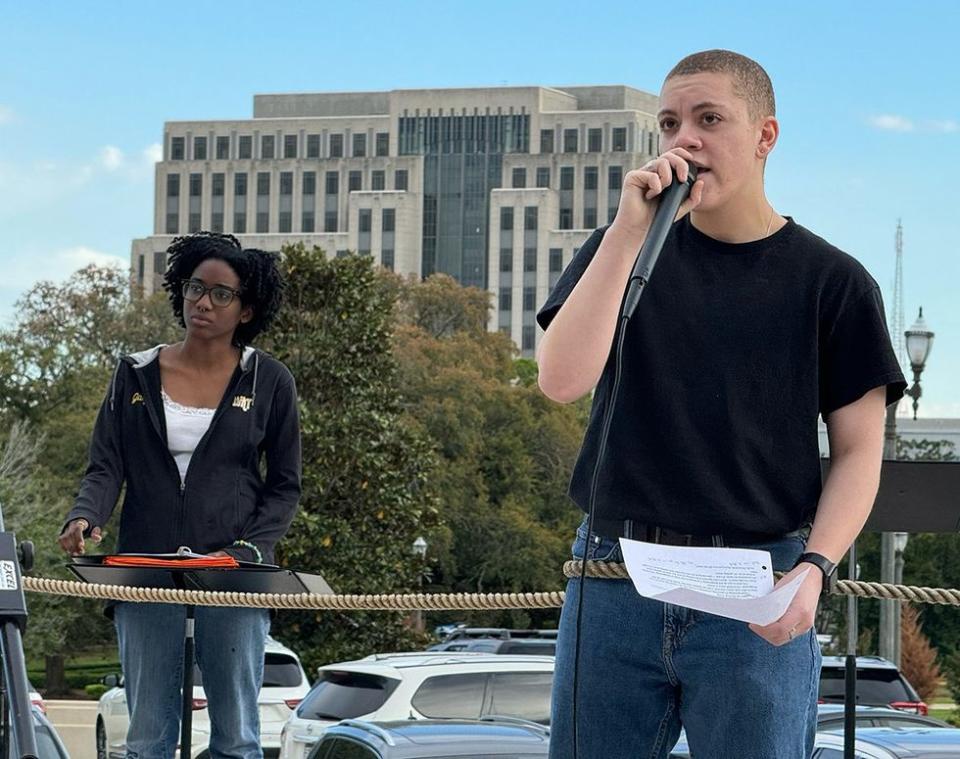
[904,308,935,420]
[879,308,933,665]
[412,536,428,633]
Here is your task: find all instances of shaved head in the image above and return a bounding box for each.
[665,50,775,121]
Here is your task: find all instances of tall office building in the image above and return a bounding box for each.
[132,85,660,355]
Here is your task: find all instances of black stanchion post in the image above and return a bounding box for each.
[0,503,39,759]
[180,604,195,758]
[843,541,857,759]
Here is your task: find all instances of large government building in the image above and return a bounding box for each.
[132,85,661,355]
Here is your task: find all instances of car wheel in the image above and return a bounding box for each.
[96,718,107,759]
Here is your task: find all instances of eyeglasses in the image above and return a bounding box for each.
[181,280,243,308]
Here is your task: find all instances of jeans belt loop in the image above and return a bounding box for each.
[653,526,661,544]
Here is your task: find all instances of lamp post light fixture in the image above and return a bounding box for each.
[904,308,935,420]
[412,536,428,633]
[412,536,428,559]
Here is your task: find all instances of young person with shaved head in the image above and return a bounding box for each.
[538,50,905,758]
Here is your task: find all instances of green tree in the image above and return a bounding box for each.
[0,265,180,692]
[392,273,589,630]
[266,245,440,673]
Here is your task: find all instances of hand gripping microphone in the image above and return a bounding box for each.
[621,163,698,320]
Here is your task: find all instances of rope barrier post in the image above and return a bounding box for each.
[844,541,858,759]
[179,604,196,759]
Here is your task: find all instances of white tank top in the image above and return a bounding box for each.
[161,388,215,483]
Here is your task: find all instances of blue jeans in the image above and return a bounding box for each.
[114,603,271,759]
[549,519,821,759]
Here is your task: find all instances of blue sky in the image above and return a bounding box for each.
[1,1,956,415]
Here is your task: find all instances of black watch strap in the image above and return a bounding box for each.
[795,552,838,594]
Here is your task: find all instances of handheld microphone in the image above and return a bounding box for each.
[621,164,698,320]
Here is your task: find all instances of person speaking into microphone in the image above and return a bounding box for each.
[537,50,906,758]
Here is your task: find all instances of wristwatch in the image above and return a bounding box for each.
[794,552,838,594]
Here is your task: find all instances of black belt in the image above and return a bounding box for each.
[589,515,786,548]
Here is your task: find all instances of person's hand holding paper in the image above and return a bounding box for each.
[619,538,810,628]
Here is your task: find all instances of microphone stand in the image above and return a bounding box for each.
[570,165,696,758]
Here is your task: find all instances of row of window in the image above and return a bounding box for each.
[168,169,408,196]
[170,131,391,162]
[170,124,645,162]
[507,164,623,191]
[165,169,409,234]
[498,241,565,273]
[540,126,628,154]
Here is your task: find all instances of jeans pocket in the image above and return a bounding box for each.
[572,522,621,562]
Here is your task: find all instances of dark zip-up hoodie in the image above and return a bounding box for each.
[65,345,301,565]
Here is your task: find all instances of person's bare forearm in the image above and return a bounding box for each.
[536,224,645,403]
[805,447,882,564]
[805,389,886,563]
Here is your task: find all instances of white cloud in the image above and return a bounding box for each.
[99,145,124,171]
[0,106,13,125]
[142,143,163,165]
[6,245,127,292]
[868,114,914,132]
[58,246,128,270]
[868,114,959,134]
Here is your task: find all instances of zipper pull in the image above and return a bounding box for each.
[180,481,186,494]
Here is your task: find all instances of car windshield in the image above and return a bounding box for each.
[819,668,914,703]
[298,670,400,721]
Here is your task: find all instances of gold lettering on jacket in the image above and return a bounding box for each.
[232,395,253,412]
[131,392,144,405]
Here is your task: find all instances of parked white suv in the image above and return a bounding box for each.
[279,652,554,759]
[97,636,310,759]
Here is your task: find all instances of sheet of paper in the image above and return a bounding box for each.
[619,538,810,626]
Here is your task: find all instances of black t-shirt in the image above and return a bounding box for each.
[537,216,906,538]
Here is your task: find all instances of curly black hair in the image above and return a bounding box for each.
[161,231,284,346]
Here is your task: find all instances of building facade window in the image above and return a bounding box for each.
[256,171,270,233]
[587,128,602,152]
[348,171,362,192]
[539,129,554,154]
[238,135,252,159]
[324,171,339,232]
[358,209,372,254]
[165,173,180,233]
[233,173,247,233]
[330,133,343,157]
[170,136,184,161]
[512,167,526,188]
[215,136,229,160]
[279,171,293,233]
[306,134,321,158]
[188,173,202,233]
[372,170,385,190]
[352,133,366,157]
[302,169,316,232]
[376,132,389,156]
[500,207,514,231]
[563,129,578,153]
[193,136,207,160]
[612,127,627,152]
[284,134,297,159]
[261,135,275,159]
[536,167,550,188]
[395,169,408,190]
[211,173,225,232]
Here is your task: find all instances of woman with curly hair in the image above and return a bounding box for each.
[58,232,301,759]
